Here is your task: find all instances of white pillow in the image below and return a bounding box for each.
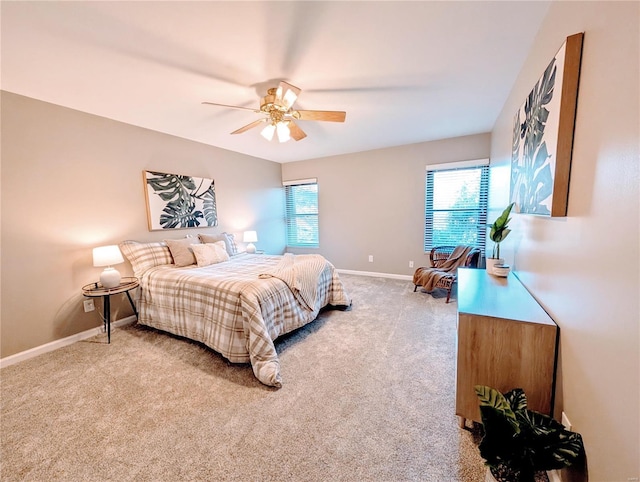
[191,241,230,267]
[198,232,238,256]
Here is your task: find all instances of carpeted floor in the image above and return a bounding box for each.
[0,274,486,481]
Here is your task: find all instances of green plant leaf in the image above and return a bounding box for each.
[159,199,202,228]
[493,203,514,228]
[147,171,210,229]
[504,388,527,413]
[202,185,218,227]
[531,160,553,211]
[513,54,557,216]
[519,410,585,471]
[474,386,585,475]
[539,59,557,106]
[489,203,515,243]
[498,228,511,243]
[475,385,520,431]
[147,172,195,207]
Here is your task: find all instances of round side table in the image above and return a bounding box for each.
[82,277,139,343]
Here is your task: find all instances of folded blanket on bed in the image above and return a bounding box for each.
[259,253,327,311]
[413,245,473,291]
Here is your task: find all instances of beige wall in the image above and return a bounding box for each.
[281,134,491,276]
[1,91,285,358]
[490,2,639,480]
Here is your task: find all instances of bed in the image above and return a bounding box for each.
[119,239,351,387]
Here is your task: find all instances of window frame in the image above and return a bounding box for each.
[283,178,319,248]
[424,159,489,254]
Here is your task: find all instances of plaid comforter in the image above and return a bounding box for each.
[137,253,350,387]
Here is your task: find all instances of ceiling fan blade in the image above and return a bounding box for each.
[275,81,301,110]
[293,110,346,122]
[288,121,307,141]
[202,101,260,113]
[231,119,266,135]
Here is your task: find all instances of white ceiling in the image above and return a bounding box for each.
[1,1,551,163]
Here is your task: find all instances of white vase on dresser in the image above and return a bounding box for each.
[485,257,504,275]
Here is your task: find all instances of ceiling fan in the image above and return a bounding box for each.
[203,81,346,143]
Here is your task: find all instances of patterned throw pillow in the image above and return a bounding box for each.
[224,232,238,255]
[198,232,238,256]
[164,237,202,267]
[119,240,173,276]
[191,241,230,267]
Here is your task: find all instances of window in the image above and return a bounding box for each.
[424,160,489,252]
[284,179,319,248]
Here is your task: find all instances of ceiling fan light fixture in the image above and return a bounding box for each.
[276,121,291,143]
[203,80,345,142]
[282,90,298,109]
[261,123,276,141]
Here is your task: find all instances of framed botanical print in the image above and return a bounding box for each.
[143,170,218,230]
[510,33,583,217]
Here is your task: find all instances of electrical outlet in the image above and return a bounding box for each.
[83,299,95,312]
[368,255,374,262]
[409,261,414,268]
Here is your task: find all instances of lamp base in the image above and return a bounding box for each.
[246,243,256,254]
[100,267,121,288]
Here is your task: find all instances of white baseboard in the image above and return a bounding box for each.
[0,316,137,369]
[336,269,412,281]
[2,270,411,368]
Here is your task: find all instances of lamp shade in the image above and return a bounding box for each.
[261,124,276,141]
[243,231,258,254]
[93,245,124,267]
[243,231,258,243]
[93,245,124,288]
[276,122,291,143]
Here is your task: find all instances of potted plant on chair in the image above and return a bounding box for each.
[486,202,515,275]
[475,385,585,482]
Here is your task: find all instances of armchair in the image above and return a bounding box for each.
[413,245,481,303]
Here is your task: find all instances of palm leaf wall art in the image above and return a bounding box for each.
[510,33,583,217]
[143,170,218,230]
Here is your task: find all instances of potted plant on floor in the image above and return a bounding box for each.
[475,385,585,482]
[486,202,515,275]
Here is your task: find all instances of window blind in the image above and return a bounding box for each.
[424,164,489,252]
[284,180,319,248]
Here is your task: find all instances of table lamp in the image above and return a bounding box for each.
[93,245,125,288]
[243,231,258,253]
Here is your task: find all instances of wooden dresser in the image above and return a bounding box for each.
[455,268,558,427]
